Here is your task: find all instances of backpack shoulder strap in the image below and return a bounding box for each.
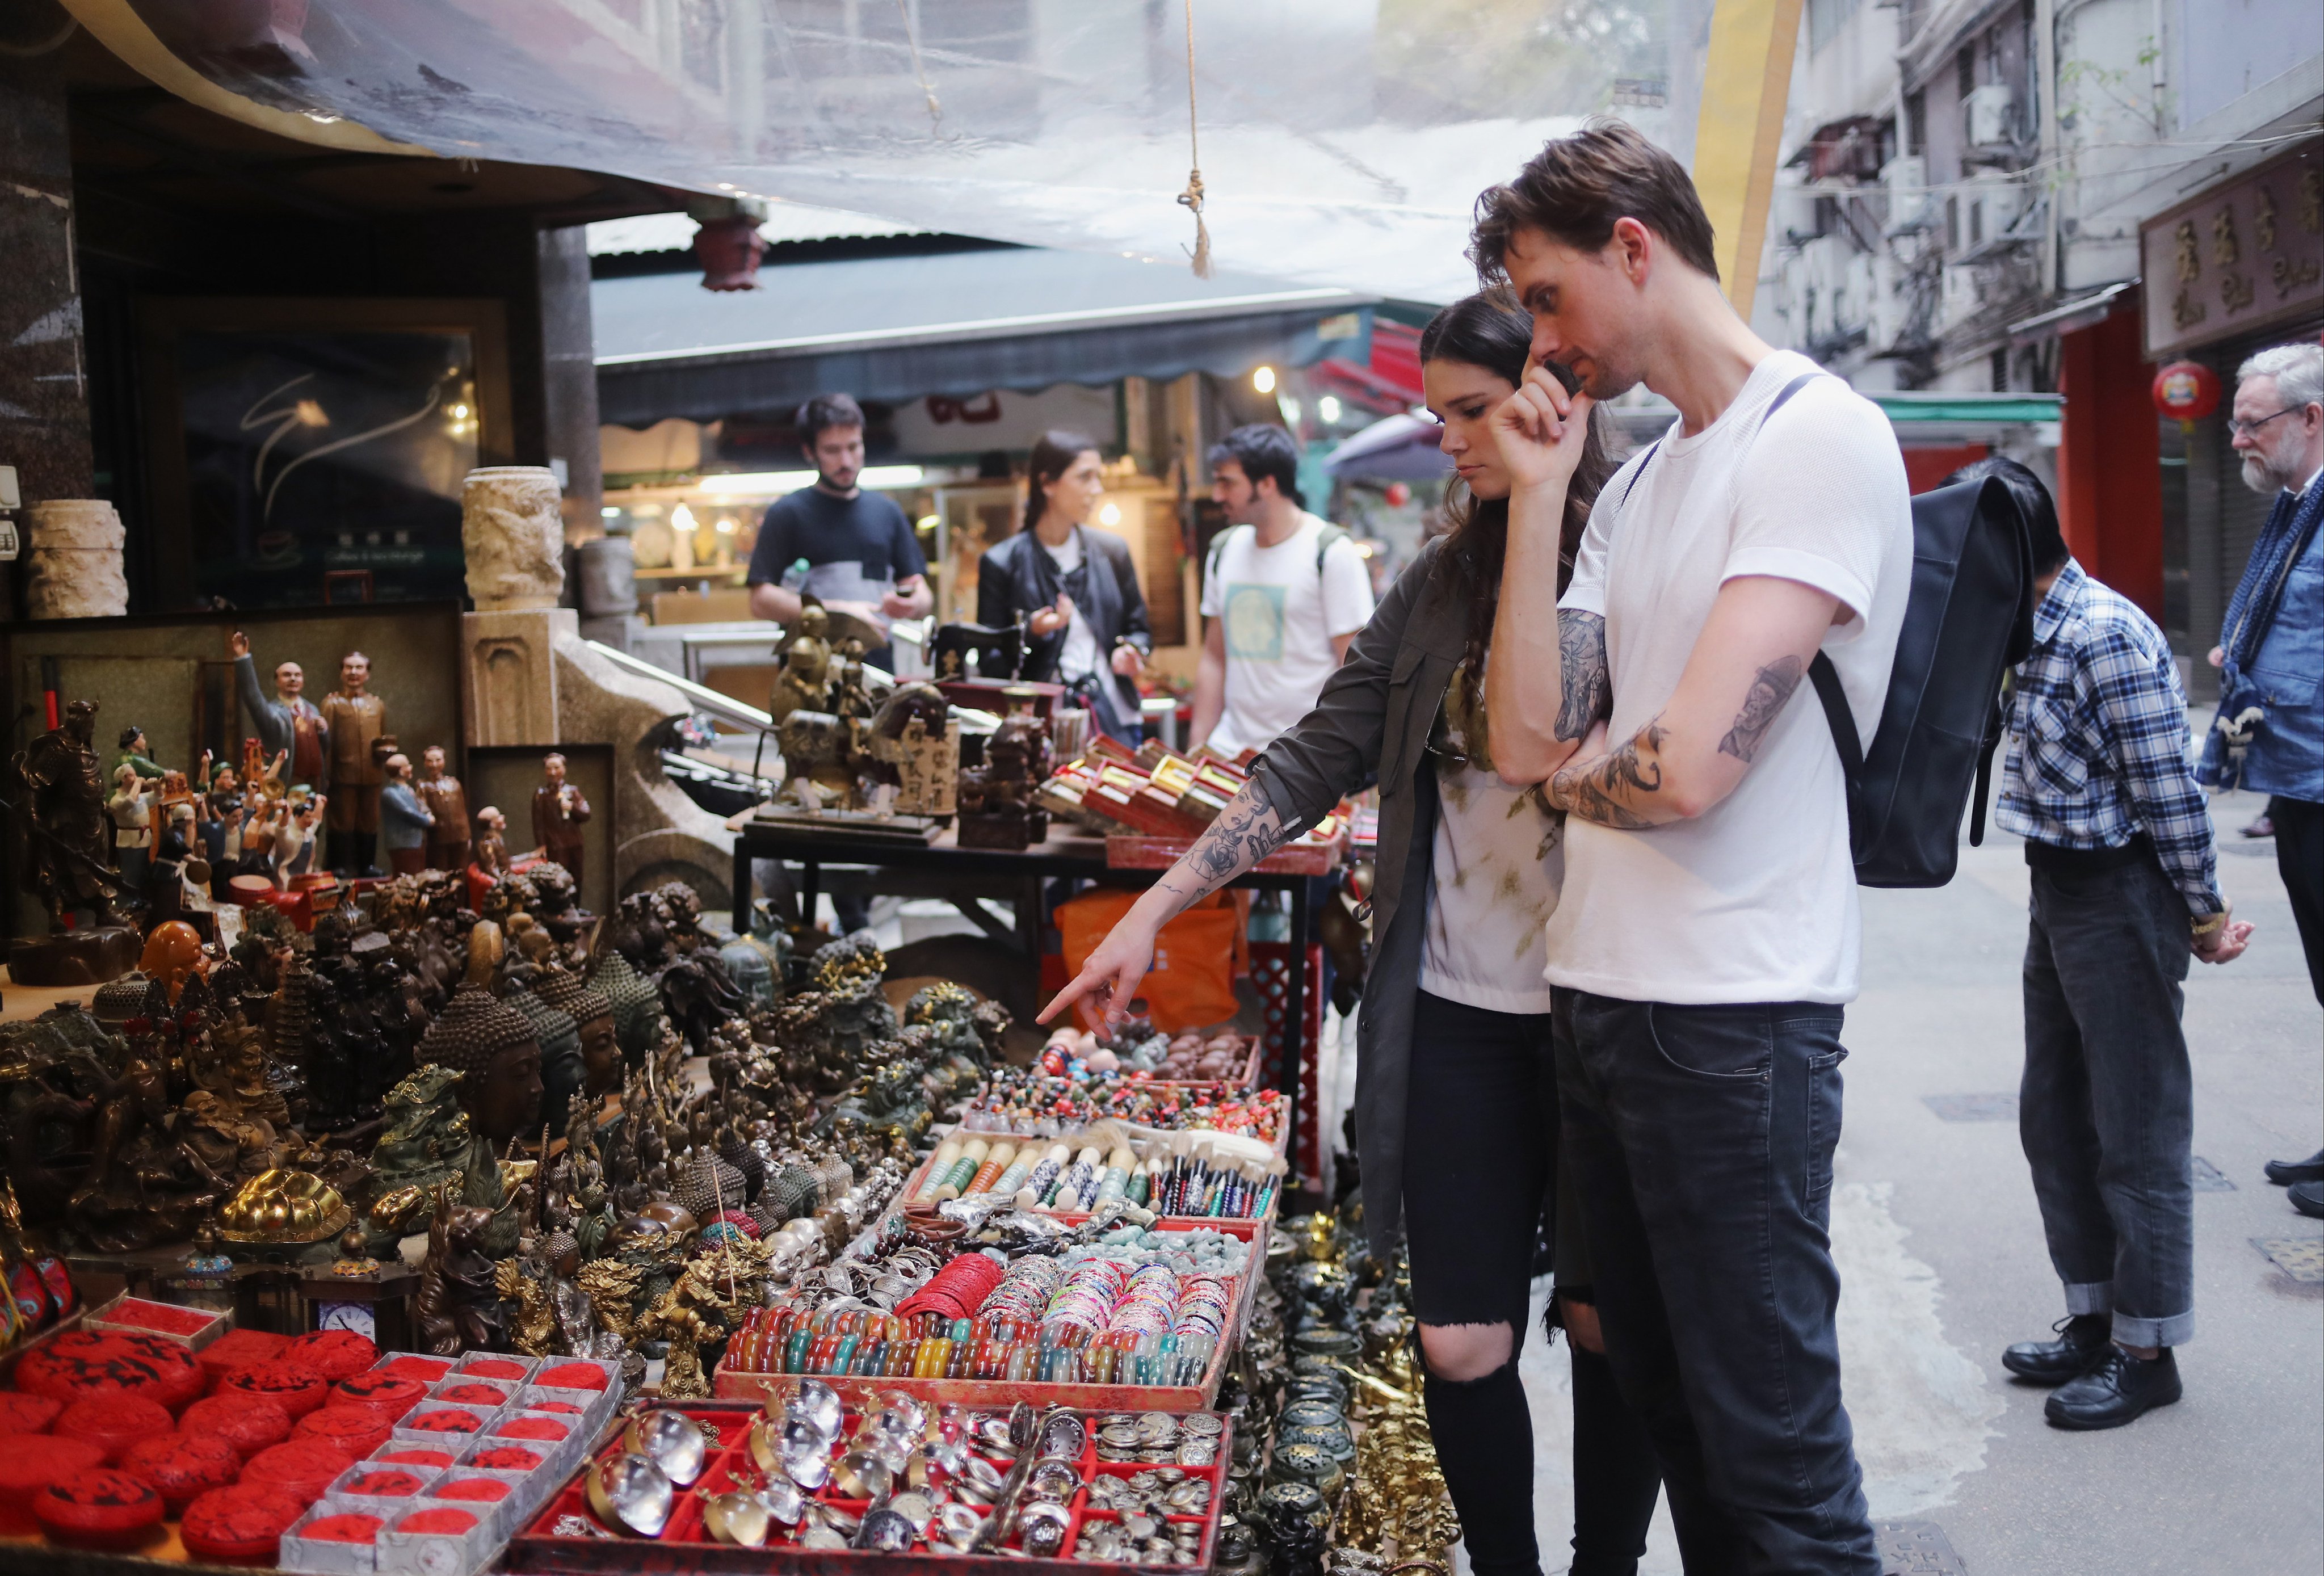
[1808,651,1867,858]
[1204,523,1251,586]
[1313,524,1349,573]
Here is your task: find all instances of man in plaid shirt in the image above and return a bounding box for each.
[1959,458,2254,1434]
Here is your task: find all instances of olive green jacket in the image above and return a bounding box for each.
[1247,540,1467,1259]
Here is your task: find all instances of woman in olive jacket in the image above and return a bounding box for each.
[1045,292,1660,1576]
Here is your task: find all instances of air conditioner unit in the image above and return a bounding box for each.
[1882,156,1929,230]
[1964,83,2016,149]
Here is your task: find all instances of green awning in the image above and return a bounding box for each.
[1869,393,2064,425]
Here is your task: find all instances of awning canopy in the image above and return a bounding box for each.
[1323,413,1449,481]
[595,247,1373,425]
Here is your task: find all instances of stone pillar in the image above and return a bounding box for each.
[537,225,603,545]
[0,51,92,507]
[463,608,571,749]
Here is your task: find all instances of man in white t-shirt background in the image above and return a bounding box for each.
[1191,425,1375,757]
[1476,120,1908,1573]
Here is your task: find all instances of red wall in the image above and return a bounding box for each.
[2055,308,2165,617]
[1903,443,1990,493]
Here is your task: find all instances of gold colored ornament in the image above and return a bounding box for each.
[216,1169,352,1243]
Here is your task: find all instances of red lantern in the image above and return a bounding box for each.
[2151,360,2220,427]
[1384,482,1411,507]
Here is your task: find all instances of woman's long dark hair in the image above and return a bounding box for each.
[1419,288,1617,693]
[1024,429,1102,534]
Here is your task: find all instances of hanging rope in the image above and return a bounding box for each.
[896,0,942,135]
[1176,0,1212,278]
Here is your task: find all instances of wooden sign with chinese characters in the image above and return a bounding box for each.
[2142,143,2323,358]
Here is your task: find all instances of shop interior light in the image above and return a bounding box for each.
[1098,501,1123,526]
[1252,365,1277,394]
[600,506,621,518]
[714,516,737,533]
[1318,395,1342,423]
[695,465,924,495]
[671,503,697,531]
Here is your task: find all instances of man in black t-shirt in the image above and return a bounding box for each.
[745,391,931,668]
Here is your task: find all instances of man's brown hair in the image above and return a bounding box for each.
[1470,117,1719,284]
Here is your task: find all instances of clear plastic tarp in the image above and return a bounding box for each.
[108,0,1709,304]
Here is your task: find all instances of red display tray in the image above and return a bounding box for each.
[505,1402,1226,1576]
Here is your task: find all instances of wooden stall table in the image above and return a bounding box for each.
[728,813,1337,1170]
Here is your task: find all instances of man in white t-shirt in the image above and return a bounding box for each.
[1474,121,1909,1574]
[1191,425,1375,757]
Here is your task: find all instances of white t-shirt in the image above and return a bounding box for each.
[1421,657,1565,1014]
[1040,529,1104,682]
[1545,350,1911,1006]
[1199,512,1375,756]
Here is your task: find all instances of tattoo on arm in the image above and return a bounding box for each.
[1556,612,1612,741]
[1717,655,1804,764]
[1549,718,1666,830]
[1169,789,1289,902]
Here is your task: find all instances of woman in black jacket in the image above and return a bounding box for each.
[1044,293,1663,1576]
[976,430,1152,742]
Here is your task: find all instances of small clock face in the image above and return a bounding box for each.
[316,1303,375,1340]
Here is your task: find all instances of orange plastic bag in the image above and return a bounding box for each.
[1055,888,1242,1032]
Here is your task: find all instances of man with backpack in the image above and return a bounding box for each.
[1475,120,1909,1572]
[1191,425,1374,757]
[1968,456,2253,1431]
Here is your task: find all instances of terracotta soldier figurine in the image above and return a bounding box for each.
[320,650,390,876]
[416,745,472,873]
[229,631,328,791]
[532,753,590,884]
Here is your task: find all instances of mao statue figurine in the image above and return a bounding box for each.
[321,649,392,876]
[229,630,328,790]
[532,753,590,884]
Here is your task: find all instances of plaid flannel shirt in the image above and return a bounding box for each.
[1998,560,2222,917]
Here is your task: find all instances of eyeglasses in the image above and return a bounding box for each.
[2227,407,2301,439]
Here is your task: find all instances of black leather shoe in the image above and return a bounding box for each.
[2292,1181,2324,1220]
[2045,1346,2181,1430]
[2002,1314,2111,1384]
[2263,1149,2324,1186]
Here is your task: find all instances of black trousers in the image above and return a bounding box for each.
[2270,795,2324,1005]
[1406,991,1659,1576]
[1560,994,1878,1576]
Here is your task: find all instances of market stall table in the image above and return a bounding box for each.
[727,820,1329,1170]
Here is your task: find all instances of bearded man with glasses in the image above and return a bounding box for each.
[2199,339,2324,1213]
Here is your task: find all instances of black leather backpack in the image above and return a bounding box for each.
[1622,371,2037,887]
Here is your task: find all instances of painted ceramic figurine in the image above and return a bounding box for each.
[321,649,391,876]
[229,630,329,790]
[531,753,590,884]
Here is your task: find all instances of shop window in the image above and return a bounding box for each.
[1945,195,1961,251]
[1905,90,1926,155]
[1957,44,1976,98]
[1969,197,1983,245]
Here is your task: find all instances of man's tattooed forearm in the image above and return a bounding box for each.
[1556,611,1612,741]
[1548,719,1666,829]
[1186,792,1287,887]
[1717,655,1802,763]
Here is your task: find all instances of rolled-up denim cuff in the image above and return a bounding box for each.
[2112,1308,2193,1348]
[2062,1281,2113,1317]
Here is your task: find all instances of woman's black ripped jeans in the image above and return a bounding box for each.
[1404,990,1661,1576]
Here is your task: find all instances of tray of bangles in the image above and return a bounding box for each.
[712,1207,1263,1412]
[897,1125,1286,1229]
[505,1394,1229,1574]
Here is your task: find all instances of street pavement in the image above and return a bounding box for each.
[1508,781,2322,1575]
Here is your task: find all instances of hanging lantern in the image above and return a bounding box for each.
[2151,360,2220,430]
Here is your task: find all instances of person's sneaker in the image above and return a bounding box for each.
[2292,1181,2324,1220]
[2239,814,2275,839]
[2263,1149,2324,1186]
[2045,1346,2181,1430]
[2002,1313,2111,1385]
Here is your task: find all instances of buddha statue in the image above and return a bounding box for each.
[589,950,664,1066]
[414,985,543,1145]
[531,967,621,1103]
[500,976,583,1135]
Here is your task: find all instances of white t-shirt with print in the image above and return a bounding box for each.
[1199,512,1375,757]
[1421,655,1564,1014]
[1040,529,1104,682]
[1545,350,1911,1006]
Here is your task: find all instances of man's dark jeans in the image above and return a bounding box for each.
[2022,846,2194,1347]
[1559,994,1877,1576]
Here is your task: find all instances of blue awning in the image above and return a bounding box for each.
[595,247,1373,425]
